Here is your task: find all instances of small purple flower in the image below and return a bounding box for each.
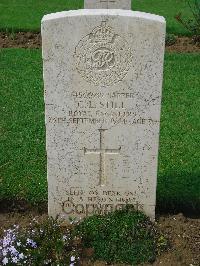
[12,256,19,263]
[26,238,31,244]
[70,256,75,262]
[16,242,21,247]
[2,257,9,265]
[63,235,68,241]
[12,235,17,241]
[3,238,10,248]
[19,253,24,259]
[9,246,18,255]
[26,238,37,248]
[32,242,37,248]
[2,249,7,256]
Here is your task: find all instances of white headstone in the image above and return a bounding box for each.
[84,0,131,9]
[42,9,165,221]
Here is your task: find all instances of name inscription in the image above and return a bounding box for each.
[47,89,160,126]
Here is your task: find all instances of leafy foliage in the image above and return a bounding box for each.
[0,218,79,265]
[75,206,167,265]
[165,33,177,46]
[0,209,168,265]
[175,0,200,43]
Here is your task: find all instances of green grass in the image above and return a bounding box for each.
[0,49,46,203]
[0,49,200,213]
[134,0,193,35]
[158,52,200,213]
[0,0,194,35]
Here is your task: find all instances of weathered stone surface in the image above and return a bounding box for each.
[84,0,131,9]
[42,9,166,221]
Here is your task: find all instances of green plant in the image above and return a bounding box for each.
[75,206,167,265]
[0,218,80,265]
[9,31,16,40]
[175,0,200,43]
[165,33,177,46]
[156,235,169,255]
[4,28,16,40]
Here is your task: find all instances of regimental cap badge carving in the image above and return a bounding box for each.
[74,21,133,86]
[90,21,115,43]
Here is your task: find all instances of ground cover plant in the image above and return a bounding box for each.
[76,206,167,265]
[0,48,200,213]
[0,217,80,265]
[0,0,194,35]
[0,207,167,265]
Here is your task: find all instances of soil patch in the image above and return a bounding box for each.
[166,36,200,53]
[0,210,199,266]
[0,32,200,53]
[0,32,41,49]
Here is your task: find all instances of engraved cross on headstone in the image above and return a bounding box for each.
[100,0,116,9]
[84,0,131,10]
[84,129,121,186]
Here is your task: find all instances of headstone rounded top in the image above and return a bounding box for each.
[42,10,165,25]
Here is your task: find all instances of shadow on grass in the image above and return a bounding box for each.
[0,171,199,217]
[0,199,47,214]
[157,171,200,218]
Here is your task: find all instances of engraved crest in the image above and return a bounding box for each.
[74,21,133,86]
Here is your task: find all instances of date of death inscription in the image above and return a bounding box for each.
[47,90,159,126]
